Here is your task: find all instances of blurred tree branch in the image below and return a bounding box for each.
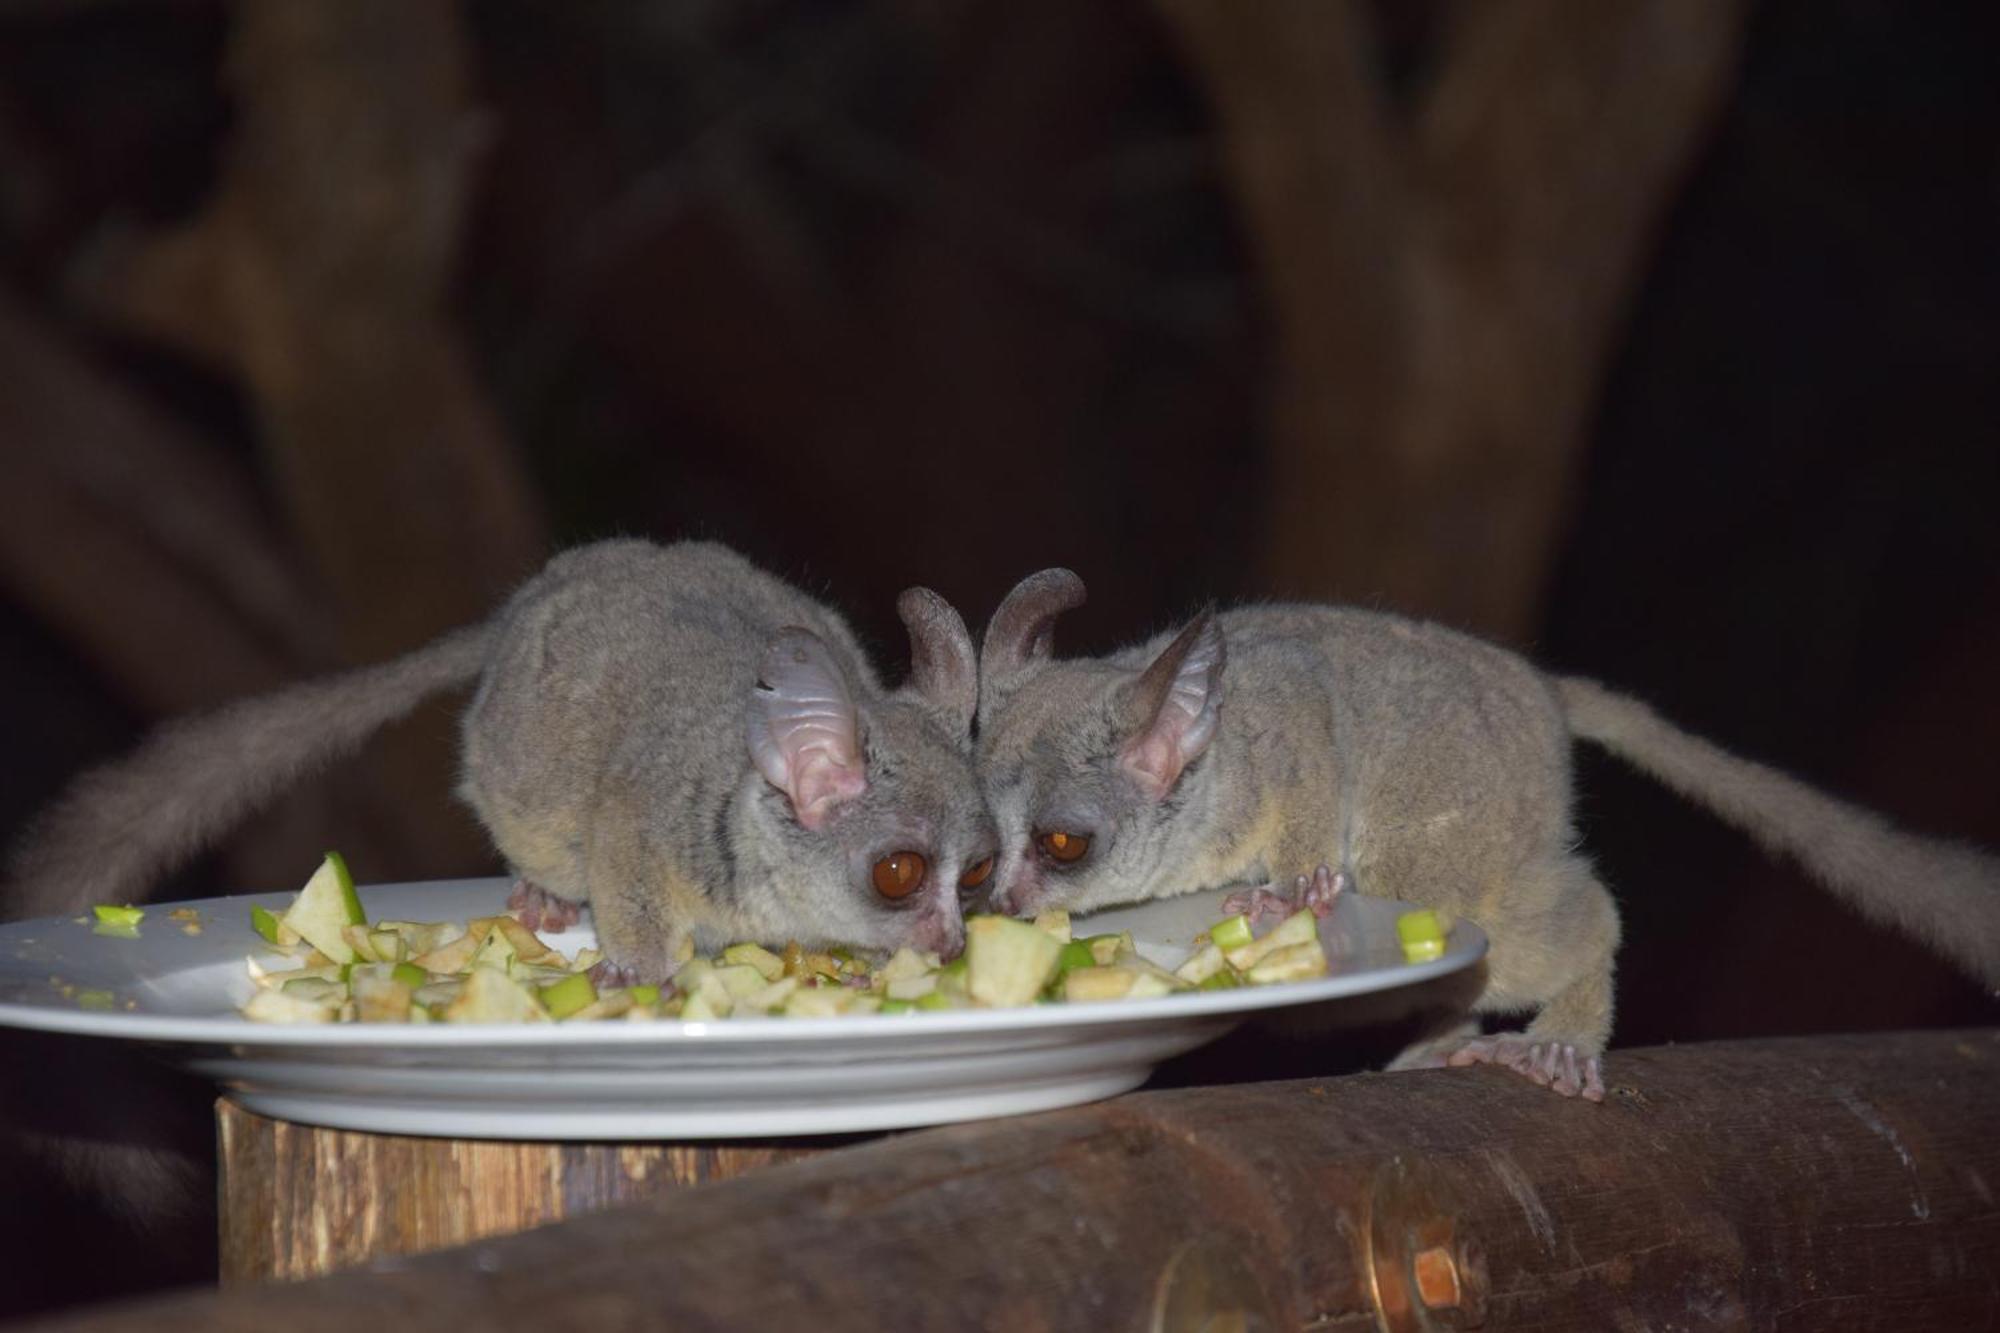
[58,0,548,880]
[1156,0,1748,641]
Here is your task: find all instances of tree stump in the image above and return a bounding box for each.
[215,1099,837,1282]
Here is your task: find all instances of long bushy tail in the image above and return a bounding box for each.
[4,624,495,922]
[1555,675,2000,990]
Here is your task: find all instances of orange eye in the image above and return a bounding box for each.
[1038,831,1091,863]
[871,851,928,900]
[959,855,996,891]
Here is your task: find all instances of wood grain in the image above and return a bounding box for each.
[215,1101,832,1282]
[31,1031,1999,1329]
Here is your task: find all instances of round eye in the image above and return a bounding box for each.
[1038,831,1091,864]
[959,855,996,891]
[871,851,928,900]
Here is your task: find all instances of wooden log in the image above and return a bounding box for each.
[23,1031,2000,1331]
[213,1101,834,1282]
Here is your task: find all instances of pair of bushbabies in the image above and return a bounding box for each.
[13,539,1997,1099]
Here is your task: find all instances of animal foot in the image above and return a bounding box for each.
[586,959,644,989]
[1221,863,1347,923]
[1443,1035,1606,1102]
[507,879,583,934]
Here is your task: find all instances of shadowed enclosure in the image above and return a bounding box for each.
[0,0,1995,1319]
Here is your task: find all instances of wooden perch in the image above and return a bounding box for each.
[23,1030,1999,1331]
[1155,0,1749,642]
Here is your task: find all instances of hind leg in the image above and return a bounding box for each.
[1392,856,1620,1101]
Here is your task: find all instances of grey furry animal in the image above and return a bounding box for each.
[973,569,2000,1100]
[7,540,998,977]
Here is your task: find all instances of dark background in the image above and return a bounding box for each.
[1,0,1996,1317]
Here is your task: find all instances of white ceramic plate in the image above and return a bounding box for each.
[0,878,1484,1140]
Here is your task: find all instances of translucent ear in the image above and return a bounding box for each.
[1117,611,1226,802]
[980,568,1087,683]
[898,587,977,735]
[747,628,869,831]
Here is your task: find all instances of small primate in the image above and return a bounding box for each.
[7,540,1000,978]
[972,569,2000,1100]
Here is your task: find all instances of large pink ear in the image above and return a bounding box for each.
[1117,611,1226,802]
[747,629,869,831]
[980,568,1087,684]
[898,587,977,735]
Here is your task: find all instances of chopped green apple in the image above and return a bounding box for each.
[741,977,802,1014]
[1173,941,1230,985]
[242,988,338,1024]
[1083,933,1132,966]
[1031,909,1072,943]
[626,984,661,1006]
[92,904,145,929]
[879,997,916,1015]
[1245,941,1329,985]
[783,986,851,1018]
[1224,909,1319,971]
[722,942,786,983]
[1207,913,1254,952]
[350,964,417,1023]
[249,904,294,947]
[1397,909,1446,962]
[443,965,550,1023]
[279,852,365,964]
[886,972,939,1001]
[965,916,1062,1007]
[539,971,598,1020]
[1063,965,1138,1002]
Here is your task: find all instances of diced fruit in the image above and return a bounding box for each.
[568,991,637,1022]
[1063,965,1138,1002]
[1397,910,1446,962]
[886,972,938,1001]
[1198,969,1243,991]
[965,916,1062,1007]
[1173,942,1229,985]
[1245,942,1329,985]
[539,972,598,1020]
[92,904,145,928]
[879,998,915,1015]
[1032,909,1073,943]
[350,964,417,1023]
[783,987,850,1018]
[249,904,290,947]
[713,964,769,1001]
[935,958,971,1000]
[679,989,724,1021]
[242,989,337,1024]
[877,948,935,985]
[1055,940,1098,976]
[722,943,786,983]
[1208,913,1254,952]
[627,984,661,1006]
[390,962,428,989]
[914,990,963,1011]
[375,921,453,956]
[280,976,345,1003]
[1224,910,1320,971]
[1083,933,1131,965]
[443,966,550,1023]
[280,852,365,964]
[742,977,801,1014]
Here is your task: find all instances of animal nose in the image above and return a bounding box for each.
[915,896,967,959]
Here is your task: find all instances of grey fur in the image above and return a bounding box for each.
[6,540,996,979]
[976,570,2000,1074]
